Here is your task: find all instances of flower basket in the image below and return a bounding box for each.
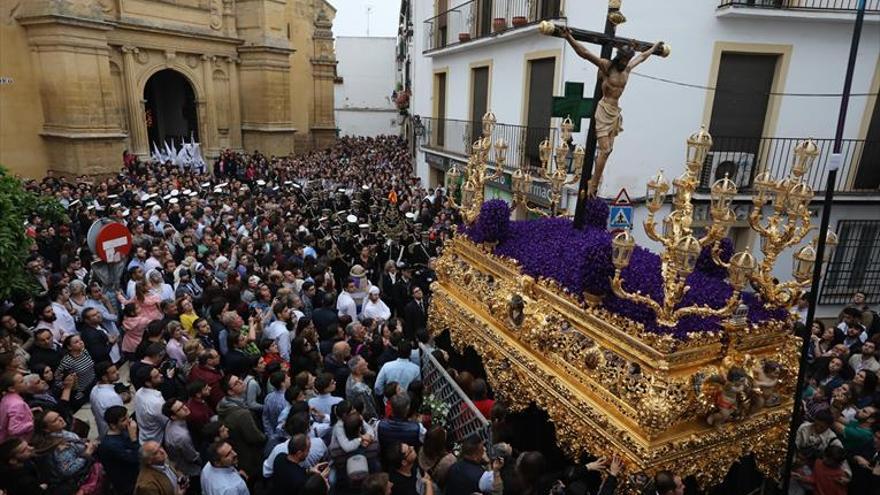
[458,32,471,42]
[423,394,451,428]
[493,17,507,33]
[512,16,528,27]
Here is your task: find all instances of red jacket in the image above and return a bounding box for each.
[188,365,224,410]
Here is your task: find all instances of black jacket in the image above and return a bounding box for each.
[80,324,112,364]
[403,299,428,340]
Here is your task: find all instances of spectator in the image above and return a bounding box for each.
[135,366,169,443]
[162,398,203,485]
[445,435,503,495]
[374,341,420,397]
[201,441,249,495]
[189,349,225,409]
[0,372,33,442]
[55,334,96,410]
[89,361,123,438]
[309,372,343,418]
[135,440,182,495]
[216,373,266,483]
[0,438,42,495]
[97,405,140,495]
[378,393,425,449]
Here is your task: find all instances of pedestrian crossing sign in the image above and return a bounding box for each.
[609,206,633,230]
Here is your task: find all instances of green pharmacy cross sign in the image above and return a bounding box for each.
[551,82,594,133]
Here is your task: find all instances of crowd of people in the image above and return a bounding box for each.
[0,136,654,495]
[791,290,880,494]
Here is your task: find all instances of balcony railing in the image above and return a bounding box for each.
[420,116,559,172]
[717,0,880,13]
[423,0,563,53]
[697,136,880,194]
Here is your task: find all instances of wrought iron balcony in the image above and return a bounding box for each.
[697,136,880,195]
[717,0,880,13]
[423,0,563,53]
[420,116,559,172]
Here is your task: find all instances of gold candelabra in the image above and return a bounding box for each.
[446,111,508,223]
[608,127,833,327]
[511,116,585,217]
[710,140,838,307]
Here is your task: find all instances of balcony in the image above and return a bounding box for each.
[697,136,880,195]
[717,0,880,21]
[423,0,563,54]
[420,116,559,172]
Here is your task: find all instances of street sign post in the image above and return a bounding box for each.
[608,188,633,230]
[92,222,133,263]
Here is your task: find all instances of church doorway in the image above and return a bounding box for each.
[143,69,199,150]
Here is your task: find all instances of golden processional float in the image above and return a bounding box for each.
[428,111,838,490]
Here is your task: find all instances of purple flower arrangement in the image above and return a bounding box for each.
[581,197,610,229]
[463,200,786,338]
[493,217,613,296]
[695,237,732,280]
[466,199,511,244]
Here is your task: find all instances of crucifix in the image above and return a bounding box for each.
[539,0,669,228]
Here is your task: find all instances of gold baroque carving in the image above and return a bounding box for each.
[430,235,797,491]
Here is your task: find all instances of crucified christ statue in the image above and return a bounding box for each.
[562,27,663,197]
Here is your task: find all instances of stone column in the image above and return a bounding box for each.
[237,46,296,156]
[121,46,149,157]
[227,56,243,150]
[201,55,218,156]
[17,4,127,175]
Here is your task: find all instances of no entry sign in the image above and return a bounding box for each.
[92,222,133,263]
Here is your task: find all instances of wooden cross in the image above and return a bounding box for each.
[551,82,593,133]
[539,5,669,228]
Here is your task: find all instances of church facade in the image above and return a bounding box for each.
[0,0,338,178]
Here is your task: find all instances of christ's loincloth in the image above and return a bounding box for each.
[595,98,623,139]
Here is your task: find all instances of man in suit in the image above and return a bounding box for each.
[394,264,415,317]
[135,440,183,495]
[403,286,428,341]
[80,307,114,364]
[311,292,339,337]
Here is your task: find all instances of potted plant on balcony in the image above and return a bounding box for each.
[512,15,528,27]
[394,89,411,115]
[459,31,471,42]
[493,17,507,33]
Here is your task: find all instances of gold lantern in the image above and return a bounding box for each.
[539,138,552,166]
[752,171,775,206]
[710,173,737,213]
[792,138,820,178]
[728,249,757,290]
[686,126,713,174]
[793,244,816,283]
[612,230,635,270]
[673,235,701,276]
[494,138,509,168]
[646,170,669,213]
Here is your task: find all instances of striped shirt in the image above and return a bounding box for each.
[55,350,95,400]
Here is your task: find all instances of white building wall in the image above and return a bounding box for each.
[410,0,880,318]
[335,36,400,137]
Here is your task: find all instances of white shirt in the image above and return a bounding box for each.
[264,320,292,361]
[201,463,249,495]
[51,302,77,339]
[336,291,358,321]
[89,383,123,438]
[361,297,391,322]
[262,435,329,477]
[145,257,162,273]
[134,387,168,444]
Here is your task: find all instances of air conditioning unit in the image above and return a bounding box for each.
[703,151,756,189]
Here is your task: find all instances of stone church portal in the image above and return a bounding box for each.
[144,70,199,149]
